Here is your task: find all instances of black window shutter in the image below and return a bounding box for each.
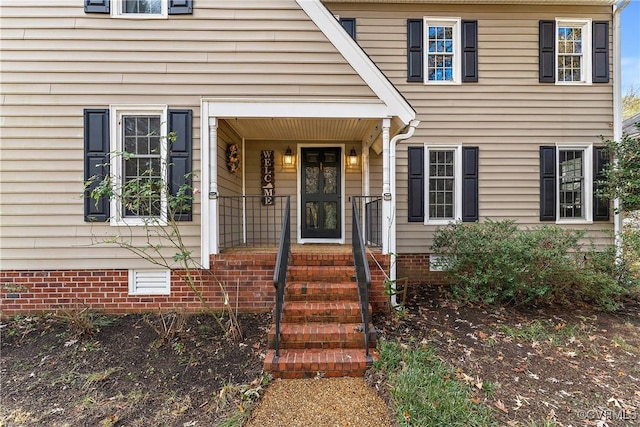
[539,146,556,221]
[461,146,479,222]
[168,109,193,221]
[592,21,609,83]
[84,109,110,222]
[593,146,610,221]
[408,146,425,222]
[169,0,192,15]
[539,20,556,83]
[84,0,109,13]
[461,20,478,83]
[407,19,424,82]
[339,18,356,40]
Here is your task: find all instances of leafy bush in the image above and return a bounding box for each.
[431,219,635,310]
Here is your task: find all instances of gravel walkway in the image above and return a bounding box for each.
[245,377,394,427]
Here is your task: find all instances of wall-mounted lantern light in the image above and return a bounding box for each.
[283,146,295,169]
[347,147,359,169]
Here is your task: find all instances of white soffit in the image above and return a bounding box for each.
[296,0,416,125]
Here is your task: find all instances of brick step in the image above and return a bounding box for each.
[267,323,377,349]
[287,265,354,283]
[281,301,365,323]
[289,253,354,267]
[264,348,377,379]
[286,281,359,302]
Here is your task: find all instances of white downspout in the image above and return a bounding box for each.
[613,0,630,258]
[386,119,420,307]
[209,117,219,256]
[200,102,210,268]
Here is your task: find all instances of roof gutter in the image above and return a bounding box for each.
[613,0,630,258]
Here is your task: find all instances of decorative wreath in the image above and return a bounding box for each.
[226,143,240,173]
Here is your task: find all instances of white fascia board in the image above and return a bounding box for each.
[296,0,416,125]
[203,98,393,119]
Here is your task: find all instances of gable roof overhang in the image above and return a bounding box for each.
[204,0,415,150]
[296,0,416,127]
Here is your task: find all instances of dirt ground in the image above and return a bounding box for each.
[2,286,639,426]
[373,286,640,426]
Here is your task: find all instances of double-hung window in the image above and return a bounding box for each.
[408,145,478,224]
[426,146,463,223]
[84,0,193,16]
[114,0,167,17]
[407,18,477,84]
[84,107,192,224]
[539,18,609,84]
[558,148,588,219]
[425,19,460,83]
[539,144,606,224]
[112,105,168,225]
[556,19,591,84]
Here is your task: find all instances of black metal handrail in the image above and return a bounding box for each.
[218,195,289,250]
[352,198,372,358]
[352,196,383,248]
[272,196,291,357]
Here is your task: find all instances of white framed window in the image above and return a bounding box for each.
[425,145,462,224]
[556,144,593,223]
[112,0,167,18]
[556,18,592,85]
[424,18,461,84]
[128,269,171,295]
[110,105,168,226]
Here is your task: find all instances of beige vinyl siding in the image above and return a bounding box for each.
[325,2,614,253]
[217,121,244,197]
[0,0,377,269]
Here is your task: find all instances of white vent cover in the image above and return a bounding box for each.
[128,270,171,295]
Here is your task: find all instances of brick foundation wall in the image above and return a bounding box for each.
[0,253,279,317]
[396,253,448,285]
[1,250,393,317]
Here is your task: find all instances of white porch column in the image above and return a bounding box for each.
[381,118,392,254]
[209,117,219,255]
[361,140,370,241]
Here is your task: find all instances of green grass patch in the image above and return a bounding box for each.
[375,340,496,427]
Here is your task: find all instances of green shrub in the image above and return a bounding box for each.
[431,219,635,310]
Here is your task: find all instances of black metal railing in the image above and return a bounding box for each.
[218,195,289,250]
[272,196,291,357]
[352,198,372,358]
[353,196,383,248]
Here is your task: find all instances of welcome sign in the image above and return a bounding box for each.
[261,150,275,205]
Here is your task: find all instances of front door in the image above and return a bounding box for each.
[301,147,342,239]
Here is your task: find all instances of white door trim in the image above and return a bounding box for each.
[297,143,346,245]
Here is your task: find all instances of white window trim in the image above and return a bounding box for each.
[112,0,168,19]
[423,17,462,85]
[109,104,168,227]
[128,269,171,295]
[555,18,592,85]
[555,143,593,224]
[424,144,463,225]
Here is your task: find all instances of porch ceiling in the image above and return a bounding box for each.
[224,117,382,142]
